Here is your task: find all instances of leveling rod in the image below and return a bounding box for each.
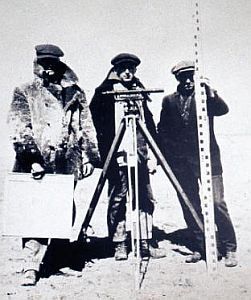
[192,0,218,273]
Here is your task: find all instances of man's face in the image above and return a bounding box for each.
[177,71,195,94]
[116,63,137,83]
[37,58,63,83]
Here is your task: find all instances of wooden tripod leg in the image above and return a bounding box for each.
[125,115,141,290]
[137,119,204,232]
[77,120,126,241]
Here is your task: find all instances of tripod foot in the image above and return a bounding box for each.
[77,231,88,244]
[114,242,128,261]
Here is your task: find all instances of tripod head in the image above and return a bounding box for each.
[102,88,164,115]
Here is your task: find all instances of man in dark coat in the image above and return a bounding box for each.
[90,53,165,260]
[157,60,237,267]
[8,44,100,285]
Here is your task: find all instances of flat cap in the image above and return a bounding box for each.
[111,53,141,66]
[171,60,195,76]
[35,44,64,59]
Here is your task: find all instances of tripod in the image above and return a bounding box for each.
[78,88,203,288]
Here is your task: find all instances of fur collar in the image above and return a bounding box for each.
[33,59,78,88]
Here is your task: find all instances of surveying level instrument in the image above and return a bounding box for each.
[78,87,204,289]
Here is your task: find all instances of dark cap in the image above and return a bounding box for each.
[111,53,141,67]
[35,44,64,60]
[171,60,195,76]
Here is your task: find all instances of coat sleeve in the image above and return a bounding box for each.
[77,89,100,167]
[143,100,158,143]
[7,87,44,171]
[8,87,32,136]
[89,88,115,164]
[89,88,106,139]
[207,91,229,116]
[157,96,170,136]
[157,96,172,155]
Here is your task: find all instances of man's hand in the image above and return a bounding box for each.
[79,162,94,179]
[147,159,157,175]
[200,76,211,87]
[31,163,45,180]
[200,77,215,98]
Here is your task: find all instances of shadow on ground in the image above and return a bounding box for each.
[39,226,199,280]
[39,237,114,279]
[153,226,198,253]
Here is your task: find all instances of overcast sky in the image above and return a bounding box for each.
[0,0,250,147]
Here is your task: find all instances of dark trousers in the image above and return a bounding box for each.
[173,164,237,256]
[212,175,237,254]
[107,162,154,242]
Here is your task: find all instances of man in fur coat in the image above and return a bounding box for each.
[90,53,166,261]
[7,44,100,285]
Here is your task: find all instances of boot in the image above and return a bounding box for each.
[185,251,202,263]
[140,240,166,259]
[21,269,38,286]
[114,242,128,261]
[225,251,238,267]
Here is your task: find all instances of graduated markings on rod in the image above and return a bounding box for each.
[193,1,218,273]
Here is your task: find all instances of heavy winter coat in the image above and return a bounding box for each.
[8,60,99,179]
[89,69,157,165]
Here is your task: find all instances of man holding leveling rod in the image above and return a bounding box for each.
[157,60,237,267]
